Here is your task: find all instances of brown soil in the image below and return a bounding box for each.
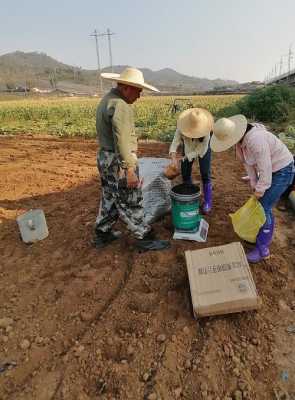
[0,135,294,400]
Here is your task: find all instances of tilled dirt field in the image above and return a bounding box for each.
[0,135,295,400]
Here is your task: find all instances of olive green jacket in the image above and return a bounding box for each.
[96,88,137,169]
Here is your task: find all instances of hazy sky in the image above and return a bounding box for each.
[1,0,294,82]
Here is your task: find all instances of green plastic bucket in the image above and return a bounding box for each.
[170,183,201,232]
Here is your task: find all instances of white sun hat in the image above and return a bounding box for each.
[211,115,248,152]
[177,108,214,139]
[101,67,159,92]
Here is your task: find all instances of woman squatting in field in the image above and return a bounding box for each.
[211,115,295,263]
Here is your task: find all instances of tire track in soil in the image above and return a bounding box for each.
[7,246,137,400]
[51,251,137,400]
[53,249,197,400]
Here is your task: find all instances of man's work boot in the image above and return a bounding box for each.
[202,182,212,214]
[246,217,274,263]
[92,229,122,249]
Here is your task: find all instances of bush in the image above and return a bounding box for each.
[217,85,295,124]
[236,85,295,122]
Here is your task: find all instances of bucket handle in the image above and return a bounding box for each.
[27,219,36,230]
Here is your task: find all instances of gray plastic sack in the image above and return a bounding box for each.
[138,157,172,224]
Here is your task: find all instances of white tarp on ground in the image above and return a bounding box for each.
[138,157,172,224]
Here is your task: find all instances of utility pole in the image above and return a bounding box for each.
[287,44,293,80]
[98,28,115,72]
[279,57,283,75]
[107,28,114,72]
[276,62,280,77]
[90,29,103,94]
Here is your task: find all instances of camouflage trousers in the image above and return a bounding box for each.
[95,150,150,239]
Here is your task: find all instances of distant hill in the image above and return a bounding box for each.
[100,65,238,93]
[0,51,95,92]
[0,51,240,94]
[0,51,70,73]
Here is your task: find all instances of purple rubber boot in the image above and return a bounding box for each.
[202,182,212,214]
[246,216,275,263]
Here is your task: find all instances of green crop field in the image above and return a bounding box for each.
[0,94,243,141]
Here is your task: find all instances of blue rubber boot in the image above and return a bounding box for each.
[202,182,212,214]
[246,216,275,263]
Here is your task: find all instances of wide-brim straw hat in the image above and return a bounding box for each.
[101,67,159,92]
[211,115,247,152]
[177,108,214,139]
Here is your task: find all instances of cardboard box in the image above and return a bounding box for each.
[185,242,260,318]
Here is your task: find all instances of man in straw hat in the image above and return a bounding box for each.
[211,115,294,263]
[93,67,169,251]
[169,108,214,214]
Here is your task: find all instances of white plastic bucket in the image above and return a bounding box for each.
[17,209,49,243]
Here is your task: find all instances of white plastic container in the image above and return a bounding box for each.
[17,209,49,243]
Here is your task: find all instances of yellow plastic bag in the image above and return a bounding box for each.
[229,196,266,243]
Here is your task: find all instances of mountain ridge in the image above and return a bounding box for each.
[0,51,239,93]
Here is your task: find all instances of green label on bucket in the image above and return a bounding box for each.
[171,198,200,231]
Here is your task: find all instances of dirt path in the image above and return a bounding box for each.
[0,136,294,400]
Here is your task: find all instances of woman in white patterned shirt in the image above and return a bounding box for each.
[169,108,214,214]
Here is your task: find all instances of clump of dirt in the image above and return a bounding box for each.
[0,135,295,400]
